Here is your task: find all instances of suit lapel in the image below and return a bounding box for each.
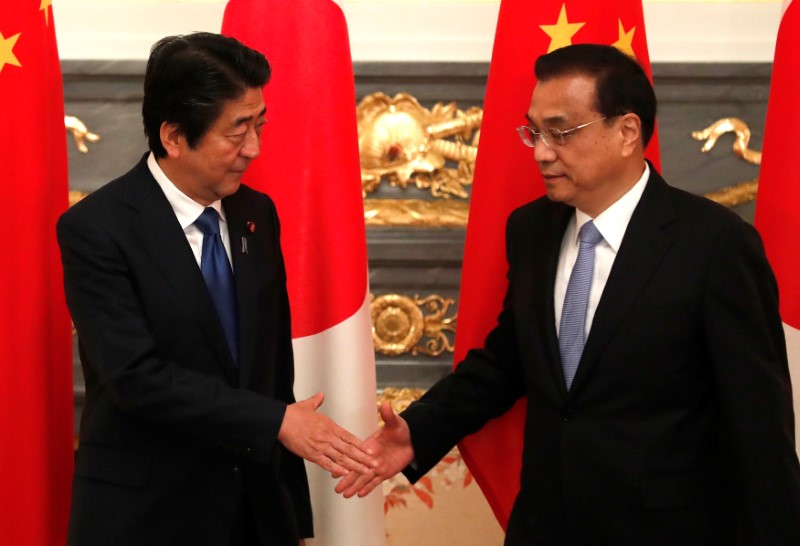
[125,160,239,385]
[223,193,261,388]
[568,170,676,396]
[535,204,574,394]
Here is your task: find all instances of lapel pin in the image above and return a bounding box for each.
[241,237,248,254]
[246,221,256,233]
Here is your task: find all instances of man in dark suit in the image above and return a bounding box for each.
[57,33,374,545]
[337,44,800,544]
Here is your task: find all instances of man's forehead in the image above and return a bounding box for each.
[528,75,596,122]
[220,89,266,124]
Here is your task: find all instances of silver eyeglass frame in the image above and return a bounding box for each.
[516,116,612,148]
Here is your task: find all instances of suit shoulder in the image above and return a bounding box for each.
[668,184,754,232]
[508,195,567,229]
[59,162,144,227]
[234,183,277,212]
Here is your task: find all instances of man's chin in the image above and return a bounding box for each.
[218,178,243,198]
[544,188,564,203]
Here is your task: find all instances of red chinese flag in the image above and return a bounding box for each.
[755,0,800,447]
[222,1,384,544]
[455,0,660,528]
[0,0,73,544]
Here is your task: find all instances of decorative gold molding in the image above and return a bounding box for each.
[364,198,469,227]
[377,387,425,416]
[69,190,88,207]
[371,293,457,357]
[65,115,100,153]
[358,92,481,200]
[702,179,759,209]
[692,117,761,207]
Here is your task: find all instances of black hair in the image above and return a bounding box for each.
[535,44,656,147]
[142,32,271,157]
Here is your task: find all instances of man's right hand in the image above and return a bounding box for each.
[278,392,377,477]
[335,402,415,498]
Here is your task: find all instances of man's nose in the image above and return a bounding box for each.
[240,128,261,159]
[533,140,556,162]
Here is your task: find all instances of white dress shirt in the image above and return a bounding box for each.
[147,153,234,268]
[554,162,650,339]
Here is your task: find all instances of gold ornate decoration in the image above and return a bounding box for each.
[377,387,424,415]
[702,180,759,209]
[364,198,469,227]
[69,190,88,207]
[358,92,482,199]
[371,294,457,357]
[692,117,761,207]
[65,115,100,153]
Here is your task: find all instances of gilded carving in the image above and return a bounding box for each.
[377,387,424,415]
[371,294,425,356]
[65,115,100,153]
[364,198,469,227]
[693,117,761,165]
[692,117,761,207]
[413,295,457,357]
[358,92,481,199]
[371,294,457,357]
[69,190,88,207]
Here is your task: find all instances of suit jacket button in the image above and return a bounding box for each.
[561,410,574,422]
[232,465,241,474]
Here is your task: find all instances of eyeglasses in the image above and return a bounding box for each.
[516,116,609,148]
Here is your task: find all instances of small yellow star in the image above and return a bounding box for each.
[539,4,585,53]
[0,31,23,73]
[41,0,53,26]
[613,20,637,59]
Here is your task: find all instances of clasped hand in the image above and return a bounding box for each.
[278,392,377,477]
[334,402,415,498]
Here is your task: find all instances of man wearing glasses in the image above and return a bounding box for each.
[338,44,800,544]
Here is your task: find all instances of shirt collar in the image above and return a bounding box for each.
[574,162,649,252]
[147,152,226,229]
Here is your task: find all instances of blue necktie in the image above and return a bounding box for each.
[195,207,238,364]
[559,220,603,390]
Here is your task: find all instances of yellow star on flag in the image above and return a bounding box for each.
[41,0,53,26]
[0,31,22,73]
[539,4,585,53]
[613,20,637,59]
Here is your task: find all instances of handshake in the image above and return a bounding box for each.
[277,393,414,497]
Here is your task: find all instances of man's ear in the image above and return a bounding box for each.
[160,121,184,159]
[619,113,642,158]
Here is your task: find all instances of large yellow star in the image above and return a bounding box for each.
[41,0,53,26]
[539,4,585,53]
[613,20,637,59]
[0,31,22,73]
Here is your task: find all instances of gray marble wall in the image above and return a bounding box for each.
[64,61,771,430]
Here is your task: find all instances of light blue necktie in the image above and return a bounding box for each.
[195,207,238,364]
[559,220,603,390]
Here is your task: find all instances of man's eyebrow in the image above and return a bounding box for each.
[527,113,570,128]
[232,106,267,127]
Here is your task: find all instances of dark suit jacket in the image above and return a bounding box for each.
[57,156,312,545]
[402,168,800,545]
